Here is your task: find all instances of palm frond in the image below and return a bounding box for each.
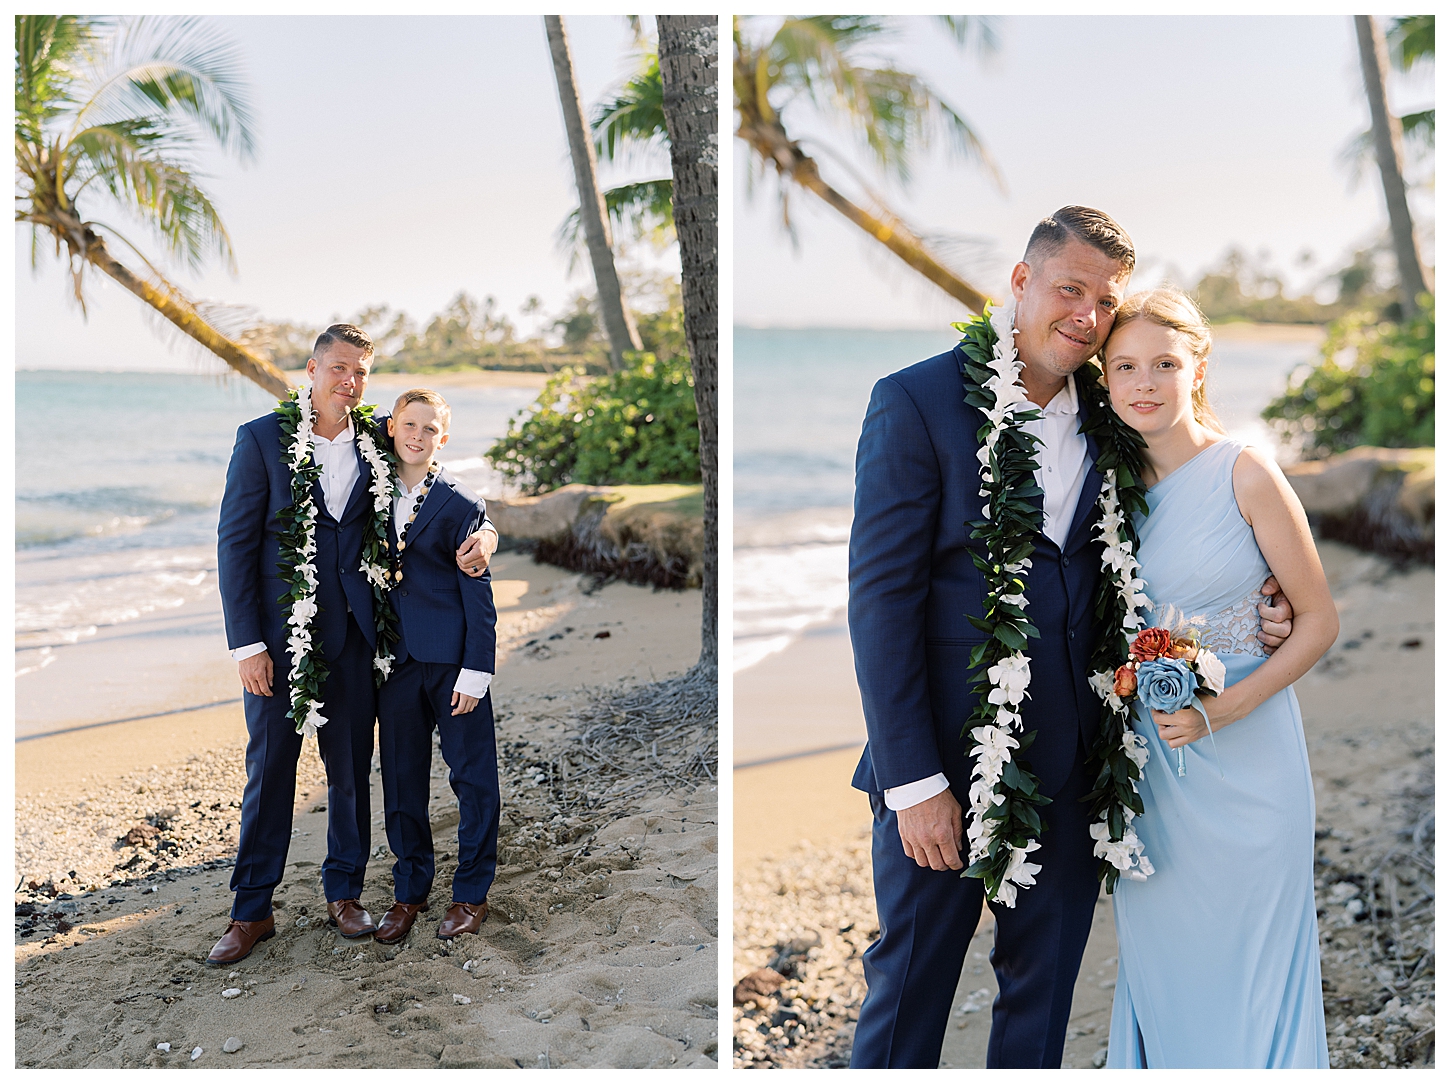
[68,120,234,270]
[15,15,100,145]
[592,52,667,163]
[70,15,255,160]
[935,15,1001,54]
[558,178,675,267]
[1389,15,1434,70]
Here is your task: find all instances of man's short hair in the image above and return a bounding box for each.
[312,323,374,361]
[1023,206,1135,272]
[393,387,452,433]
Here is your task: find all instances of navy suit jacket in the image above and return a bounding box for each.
[217,411,381,663]
[849,348,1105,800]
[389,468,497,674]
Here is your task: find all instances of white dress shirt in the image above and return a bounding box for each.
[883,377,1091,811]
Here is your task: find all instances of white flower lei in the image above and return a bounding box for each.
[1086,474,1156,882]
[276,383,398,737]
[955,301,1160,903]
[960,303,1045,907]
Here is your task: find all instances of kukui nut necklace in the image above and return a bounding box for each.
[390,463,439,584]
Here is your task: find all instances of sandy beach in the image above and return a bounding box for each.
[732,538,1434,1069]
[15,550,718,1069]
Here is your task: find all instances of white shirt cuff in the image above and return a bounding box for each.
[231,642,267,662]
[883,773,951,811]
[454,669,493,699]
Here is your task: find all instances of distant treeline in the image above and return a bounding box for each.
[241,276,685,375]
[1189,244,1406,325]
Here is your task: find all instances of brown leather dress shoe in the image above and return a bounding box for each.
[206,916,275,966]
[436,901,488,940]
[374,902,426,945]
[326,899,377,938]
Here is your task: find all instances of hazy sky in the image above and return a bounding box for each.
[15,15,670,371]
[735,15,1435,328]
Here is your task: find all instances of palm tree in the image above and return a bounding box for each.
[735,15,999,314]
[543,14,642,372]
[656,14,718,670]
[1353,14,1431,314]
[15,15,290,397]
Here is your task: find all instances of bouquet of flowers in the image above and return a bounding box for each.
[1112,625,1227,776]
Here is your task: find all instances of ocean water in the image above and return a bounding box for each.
[733,326,1322,673]
[16,369,540,654]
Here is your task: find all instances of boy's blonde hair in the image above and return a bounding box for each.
[393,387,452,432]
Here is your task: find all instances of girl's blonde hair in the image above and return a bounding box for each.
[1108,287,1224,433]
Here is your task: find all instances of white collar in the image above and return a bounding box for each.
[311,416,356,445]
[1040,376,1079,417]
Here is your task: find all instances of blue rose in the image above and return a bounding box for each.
[1136,658,1196,713]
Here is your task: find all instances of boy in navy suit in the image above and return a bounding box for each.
[372,388,501,943]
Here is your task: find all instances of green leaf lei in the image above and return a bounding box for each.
[273,388,399,735]
[952,308,1154,904]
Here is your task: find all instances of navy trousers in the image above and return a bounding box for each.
[850,743,1101,1068]
[230,617,376,921]
[376,656,501,906]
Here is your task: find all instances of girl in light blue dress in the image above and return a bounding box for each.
[1100,290,1337,1068]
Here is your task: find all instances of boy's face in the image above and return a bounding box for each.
[387,401,449,469]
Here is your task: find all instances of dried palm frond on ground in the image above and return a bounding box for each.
[542,662,718,813]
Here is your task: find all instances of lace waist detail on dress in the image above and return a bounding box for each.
[1192,590,1269,658]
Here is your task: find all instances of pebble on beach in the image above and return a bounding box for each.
[223,1037,244,1054]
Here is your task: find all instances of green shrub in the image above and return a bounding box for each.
[486,352,699,494]
[1262,298,1434,458]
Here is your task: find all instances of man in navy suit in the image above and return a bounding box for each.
[846,208,1292,1067]
[371,388,500,945]
[210,325,496,965]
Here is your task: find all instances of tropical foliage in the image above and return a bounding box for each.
[734,15,998,312]
[14,14,288,395]
[558,50,676,253]
[1262,298,1434,457]
[486,353,699,494]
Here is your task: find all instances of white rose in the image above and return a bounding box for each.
[1195,648,1227,695]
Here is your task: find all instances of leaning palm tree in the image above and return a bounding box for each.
[543,14,642,372]
[735,15,999,314]
[1353,14,1431,314]
[657,13,718,671]
[15,14,290,397]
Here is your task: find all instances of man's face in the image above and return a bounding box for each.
[1010,237,1130,384]
[306,342,371,423]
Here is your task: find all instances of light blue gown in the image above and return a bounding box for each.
[1106,439,1330,1069]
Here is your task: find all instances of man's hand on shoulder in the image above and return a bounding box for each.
[456,525,499,578]
[896,788,964,872]
[239,651,274,697]
[1257,574,1293,654]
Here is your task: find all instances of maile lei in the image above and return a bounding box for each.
[274,383,399,737]
[953,304,1154,905]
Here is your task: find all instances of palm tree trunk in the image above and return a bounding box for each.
[657,14,718,670]
[740,121,991,315]
[1354,15,1430,315]
[544,14,642,372]
[82,226,291,398]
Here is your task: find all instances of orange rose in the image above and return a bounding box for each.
[1113,665,1138,698]
[1129,628,1173,661]
[1170,637,1199,662]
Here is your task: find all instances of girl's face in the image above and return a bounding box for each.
[1102,319,1207,438]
